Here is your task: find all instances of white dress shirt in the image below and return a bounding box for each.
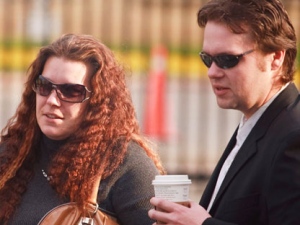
[207,83,289,212]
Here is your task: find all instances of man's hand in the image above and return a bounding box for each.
[148,197,211,225]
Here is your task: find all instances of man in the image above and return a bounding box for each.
[148,0,300,224]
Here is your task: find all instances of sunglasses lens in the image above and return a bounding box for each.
[215,55,239,69]
[200,52,213,68]
[34,76,52,96]
[58,84,86,102]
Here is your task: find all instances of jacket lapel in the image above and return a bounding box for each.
[200,127,238,208]
[205,83,299,211]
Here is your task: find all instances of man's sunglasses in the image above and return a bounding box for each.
[32,75,92,103]
[199,49,254,69]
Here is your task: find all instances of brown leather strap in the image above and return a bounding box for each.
[88,175,101,203]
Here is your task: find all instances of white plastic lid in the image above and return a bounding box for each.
[152,175,191,185]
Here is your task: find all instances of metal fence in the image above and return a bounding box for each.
[0,0,299,181]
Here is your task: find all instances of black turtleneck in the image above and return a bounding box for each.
[9,135,66,225]
[8,136,159,225]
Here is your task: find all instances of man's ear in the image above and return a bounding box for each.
[271,50,285,70]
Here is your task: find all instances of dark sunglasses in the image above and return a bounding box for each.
[32,75,91,103]
[199,49,254,69]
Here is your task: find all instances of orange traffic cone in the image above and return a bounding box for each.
[143,45,168,140]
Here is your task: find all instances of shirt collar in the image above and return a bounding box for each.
[240,82,290,129]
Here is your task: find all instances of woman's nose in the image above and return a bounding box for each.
[46,89,61,106]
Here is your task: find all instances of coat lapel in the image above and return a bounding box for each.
[203,83,299,211]
[200,127,238,208]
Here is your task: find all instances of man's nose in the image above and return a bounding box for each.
[207,62,224,79]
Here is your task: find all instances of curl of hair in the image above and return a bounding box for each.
[197,0,297,82]
[0,34,165,222]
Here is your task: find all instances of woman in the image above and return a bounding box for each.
[0,34,165,225]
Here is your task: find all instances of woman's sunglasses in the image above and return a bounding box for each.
[32,75,92,103]
[199,49,254,69]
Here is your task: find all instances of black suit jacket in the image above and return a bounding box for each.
[200,83,300,225]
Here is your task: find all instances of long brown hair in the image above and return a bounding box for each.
[197,0,297,83]
[0,34,165,222]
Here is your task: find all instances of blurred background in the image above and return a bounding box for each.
[0,0,299,200]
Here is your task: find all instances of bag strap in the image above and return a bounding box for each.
[86,174,118,217]
[88,174,101,203]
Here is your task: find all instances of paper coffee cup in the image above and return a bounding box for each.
[152,175,192,224]
[152,175,191,204]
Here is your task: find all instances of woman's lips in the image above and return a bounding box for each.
[44,113,63,120]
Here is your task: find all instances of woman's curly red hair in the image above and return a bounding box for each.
[0,34,165,223]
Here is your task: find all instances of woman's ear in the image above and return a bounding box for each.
[271,50,285,70]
